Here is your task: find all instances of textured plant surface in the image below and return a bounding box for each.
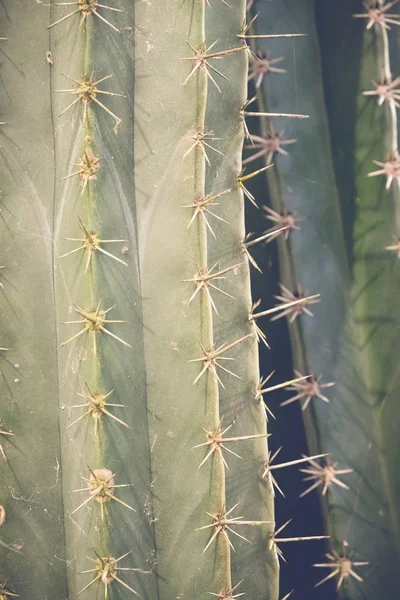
[2,1,400,599]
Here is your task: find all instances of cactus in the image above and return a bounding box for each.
[245,0,400,597]
[2,1,400,599]
[0,0,292,598]
[319,0,400,540]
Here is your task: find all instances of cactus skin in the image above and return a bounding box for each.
[247,0,400,597]
[0,1,276,599]
[0,4,70,598]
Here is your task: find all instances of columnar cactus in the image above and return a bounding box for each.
[0,0,288,598]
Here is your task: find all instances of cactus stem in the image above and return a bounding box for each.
[299,457,353,497]
[363,75,400,107]
[68,384,131,432]
[270,520,329,563]
[237,165,273,205]
[313,541,369,590]
[78,550,149,598]
[59,149,102,194]
[61,302,131,352]
[183,188,232,237]
[193,421,268,469]
[0,582,18,599]
[242,229,289,271]
[60,218,128,272]
[261,206,303,241]
[209,580,244,599]
[47,1,123,33]
[190,334,252,388]
[181,41,246,92]
[262,449,329,497]
[56,73,124,134]
[353,0,400,30]
[184,262,241,314]
[244,127,297,165]
[183,129,225,165]
[197,504,273,554]
[71,467,135,517]
[271,283,320,323]
[280,371,335,411]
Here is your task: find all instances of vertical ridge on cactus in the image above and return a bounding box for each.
[0,1,157,597]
